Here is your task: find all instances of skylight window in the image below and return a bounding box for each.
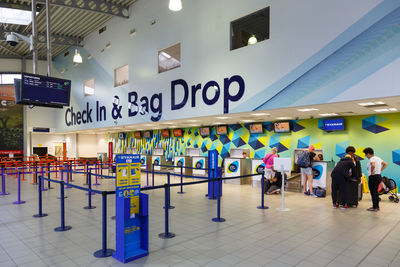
[0,8,38,25]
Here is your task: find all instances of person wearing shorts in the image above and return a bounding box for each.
[263,147,278,179]
[301,145,320,197]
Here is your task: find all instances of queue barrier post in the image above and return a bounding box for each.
[84,170,96,210]
[41,166,48,191]
[163,173,174,209]
[32,162,38,185]
[158,184,175,239]
[94,166,100,186]
[65,166,72,189]
[146,164,149,187]
[94,192,114,258]
[257,173,269,210]
[212,178,225,222]
[13,171,25,204]
[55,182,72,232]
[0,166,9,195]
[47,163,54,190]
[177,165,185,194]
[84,162,89,185]
[33,176,48,218]
[152,165,155,187]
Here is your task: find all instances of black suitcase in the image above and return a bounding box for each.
[345,181,362,207]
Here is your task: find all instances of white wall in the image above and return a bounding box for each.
[31,133,77,158]
[77,134,107,157]
[0,58,53,75]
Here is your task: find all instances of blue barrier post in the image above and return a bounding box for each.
[84,170,96,210]
[94,192,114,257]
[84,162,89,185]
[13,171,25,204]
[0,166,9,195]
[85,169,95,196]
[152,164,155,187]
[40,166,47,191]
[65,165,72,189]
[158,184,175,239]
[212,178,225,222]
[146,164,149,187]
[257,173,269,210]
[33,176,48,218]
[164,173,174,209]
[33,162,38,185]
[47,163,54,189]
[60,166,64,182]
[94,166,100,186]
[55,182,72,232]
[177,165,185,194]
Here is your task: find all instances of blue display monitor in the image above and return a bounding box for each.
[323,118,344,131]
[17,73,71,108]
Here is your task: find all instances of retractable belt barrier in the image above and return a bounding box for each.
[2,162,267,259]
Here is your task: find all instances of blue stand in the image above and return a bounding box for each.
[113,193,149,263]
[207,150,221,199]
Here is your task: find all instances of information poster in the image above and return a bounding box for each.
[116,155,141,217]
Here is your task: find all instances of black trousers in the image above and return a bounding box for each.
[369,174,382,209]
[331,175,346,205]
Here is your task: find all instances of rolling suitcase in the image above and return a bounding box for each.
[346,181,362,207]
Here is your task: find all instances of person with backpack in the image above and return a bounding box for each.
[345,146,362,182]
[331,154,356,209]
[298,145,320,197]
[363,147,388,212]
[263,147,278,179]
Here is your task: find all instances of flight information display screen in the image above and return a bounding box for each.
[21,73,71,107]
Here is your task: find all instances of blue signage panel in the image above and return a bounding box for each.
[323,118,344,131]
[113,154,149,263]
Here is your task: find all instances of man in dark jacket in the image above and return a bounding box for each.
[331,155,356,209]
[346,146,362,182]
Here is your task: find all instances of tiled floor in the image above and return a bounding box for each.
[0,171,400,266]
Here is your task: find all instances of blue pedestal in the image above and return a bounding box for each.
[113,193,149,263]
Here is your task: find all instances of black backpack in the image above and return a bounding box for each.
[297,151,311,168]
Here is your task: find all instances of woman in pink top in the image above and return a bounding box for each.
[263,147,278,178]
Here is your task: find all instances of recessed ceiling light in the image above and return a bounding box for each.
[213,122,223,125]
[297,108,319,112]
[187,119,198,122]
[319,113,338,117]
[241,120,254,123]
[216,116,229,119]
[358,101,385,107]
[162,122,174,125]
[143,124,153,126]
[275,117,293,120]
[251,113,270,116]
[374,108,397,112]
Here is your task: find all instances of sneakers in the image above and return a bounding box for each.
[304,191,310,196]
[309,193,318,198]
[341,205,349,210]
[367,207,379,212]
[333,204,339,209]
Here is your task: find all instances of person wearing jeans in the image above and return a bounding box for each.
[363,147,388,212]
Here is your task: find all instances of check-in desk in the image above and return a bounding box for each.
[224,149,252,185]
[251,158,265,188]
[174,156,193,176]
[140,154,152,170]
[151,148,167,171]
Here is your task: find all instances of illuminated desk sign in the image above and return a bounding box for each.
[113,154,149,263]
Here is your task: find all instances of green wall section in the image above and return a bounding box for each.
[112,113,400,184]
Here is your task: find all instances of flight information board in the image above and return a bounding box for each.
[21,73,71,107]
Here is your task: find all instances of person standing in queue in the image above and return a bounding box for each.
[363,147,388,212]
[345,146,362,182]
[331,155,356,209]
[263,147,278,179]
[301,145,320,197]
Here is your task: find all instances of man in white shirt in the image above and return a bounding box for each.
[363,147,388,212]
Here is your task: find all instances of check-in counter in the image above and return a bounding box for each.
[224,148,252,185]
[174,156,193,176]
[140,154,152,170]
[152,148,167,171]
[251,158,265,188]
[192,156,207,176]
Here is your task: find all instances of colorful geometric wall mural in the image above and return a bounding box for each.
[111,113,400,185]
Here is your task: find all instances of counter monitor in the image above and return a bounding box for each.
[173,129,183,137]
[216,125,228,135]
[143,131,152,138]
[249,123,263,134]
[200,127,210,137]
[161,129,170,137]
[274,121,290,133]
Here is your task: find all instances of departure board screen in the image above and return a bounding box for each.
[21,73,71,108]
